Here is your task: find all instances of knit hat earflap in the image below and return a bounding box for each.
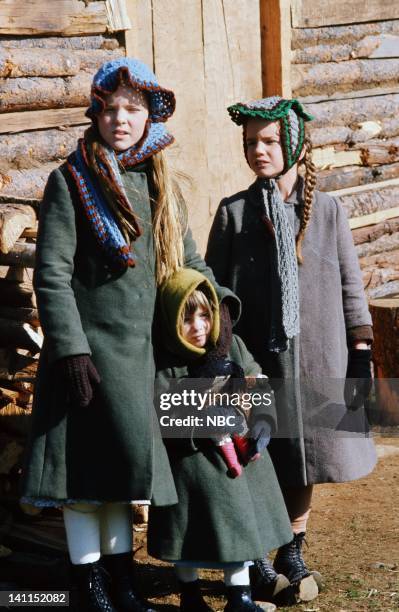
[228,96,313,174]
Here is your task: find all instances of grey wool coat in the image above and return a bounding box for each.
[22,164,236,506]
[205,177,377,486]
[148,336,293,563]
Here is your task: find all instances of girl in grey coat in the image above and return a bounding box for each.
[205,97,377,602]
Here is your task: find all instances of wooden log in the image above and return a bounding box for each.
[0,163,59,200]
[0,0,109,36]
[0,307,39,327]
[360,249,399,273]
[356,137,399,167]
[292,35,399,64]
[0,127,83,172]
[312,147,361,170]
[0,204,36,254]
[336,184,399,220]
[0,349,38,382]
[369,297,399,425]
[291,0,398,28]
[0,48,120,79]
[310,117,399,147]
[317,163,399,193]
[353,217,399,246]
[363,266,399,293]
[0,319,42,354]
[0,48,79,78]
[292,59,399,98]
[0,74,91,113]
[356,233,399,258]
[368,280,399,299]
[0,242,35,268]
[0,279,36,308]
[291,20,399,50]
[0,34,120,51]
[0,107,89,135]
[305,94,399,129]
[260,0,291,97]
[299,85,399,105]
[349,207,399,230]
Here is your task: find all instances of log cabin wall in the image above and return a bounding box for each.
[262,0,399,300]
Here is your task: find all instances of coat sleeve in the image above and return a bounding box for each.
[205,199,232,287]
[33,168,91,364]
[334,198,373,334]
[183,223,240,322]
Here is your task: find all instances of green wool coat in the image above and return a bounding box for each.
[22,164,235,506]
[148,336,293,563]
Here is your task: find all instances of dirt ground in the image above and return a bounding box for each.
[132,435,399,612]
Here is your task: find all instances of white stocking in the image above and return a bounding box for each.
[99,502,132,555]
[63,503,101,565]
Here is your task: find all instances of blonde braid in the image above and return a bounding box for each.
[296,136,316,264]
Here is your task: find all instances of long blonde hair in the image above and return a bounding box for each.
[151,150,187,285]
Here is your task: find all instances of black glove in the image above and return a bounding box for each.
[344,349,372,410]
[247,417,272,459]
[56,354,101,407]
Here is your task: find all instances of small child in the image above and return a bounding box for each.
[148,268,295,611]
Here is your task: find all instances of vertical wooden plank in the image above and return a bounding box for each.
[123,0,154,67]
[152,0,208,242]
[105,0,131,31]
[260,0,292,97]
[203,0,261,219]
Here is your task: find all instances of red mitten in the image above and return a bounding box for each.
[218,441,242,478]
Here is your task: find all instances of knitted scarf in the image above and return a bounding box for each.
[258,178,299,352]
[66,121,174,269]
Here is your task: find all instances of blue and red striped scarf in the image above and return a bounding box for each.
[66,122,173,269]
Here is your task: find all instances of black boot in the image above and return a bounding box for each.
[249,557,296,606]
[179,580,213,611]
[224,585,265,611]
[102,552,155,612]
[273,533,318,602]
[71,561,117,612]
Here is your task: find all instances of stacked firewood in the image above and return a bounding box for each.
[0,202,39,503]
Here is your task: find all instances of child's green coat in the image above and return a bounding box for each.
[148,335,292,562]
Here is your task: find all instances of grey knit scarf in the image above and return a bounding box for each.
[260,178,300,352]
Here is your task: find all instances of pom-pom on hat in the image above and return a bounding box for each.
[227,96,313,174]
[86,57,176,122]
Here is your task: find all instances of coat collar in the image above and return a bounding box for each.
[247,175,305,209]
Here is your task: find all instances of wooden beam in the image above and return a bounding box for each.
[329,177,399,198]
[105,0,131,32]
[349,207,399,230]
[0,0,109,36]
[260,0,292,97]
[291,0,399,28]
[0,107,89,135]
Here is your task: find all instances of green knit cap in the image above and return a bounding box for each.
[159,268,220,360]
[227,96,314,174]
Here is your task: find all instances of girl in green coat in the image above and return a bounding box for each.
[148,268,294,612]
[21,58,236,612]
